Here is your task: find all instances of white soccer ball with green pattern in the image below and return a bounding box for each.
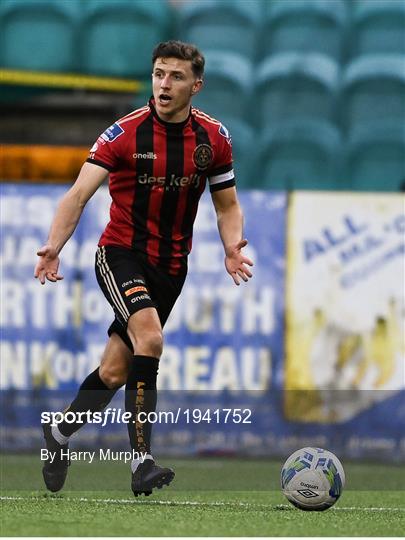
[281,447,345,511]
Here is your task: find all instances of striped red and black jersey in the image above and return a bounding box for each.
[86,97,235,275]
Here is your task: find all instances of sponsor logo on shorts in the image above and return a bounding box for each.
[124,286,148,297]
[130,294,151,304]
[121,279,145,288]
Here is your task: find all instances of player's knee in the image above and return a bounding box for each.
[136,329,163,358]
[99,364,127,389]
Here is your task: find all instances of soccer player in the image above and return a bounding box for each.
[34,40,253,497]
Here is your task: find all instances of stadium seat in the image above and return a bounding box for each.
[81,0,171,77]
[257,120,343,190]
[217,117,255,189]
[192,52,253,122]
[261,0,348,62]
[345,121,405,191]
[177,0,262,62]
[0,0,81,72]
[341,55,405,130]
[255,53,339,128]
[351,0,405,57]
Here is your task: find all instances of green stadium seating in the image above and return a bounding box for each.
[341,54,405,130]
[261,0,348,62]
[257,120,343,191]
[217,117,254,189]
[345,121,405,191]
[192,52,253,122]
[177,0,262,62]
[256,53,339,128]
[351,0,405,57]
[0,0,81,72]
[80,0,171,77]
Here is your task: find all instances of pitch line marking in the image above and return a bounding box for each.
[1,496,405,512]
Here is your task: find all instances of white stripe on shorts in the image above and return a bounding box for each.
[96,246,130,322]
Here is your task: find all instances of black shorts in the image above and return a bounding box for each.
[95,245,186,351]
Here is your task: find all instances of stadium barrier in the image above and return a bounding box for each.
[0,145,88,182]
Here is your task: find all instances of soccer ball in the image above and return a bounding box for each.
[280,447,345,511]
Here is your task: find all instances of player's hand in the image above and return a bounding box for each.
[224,239,254,286]
[34,245,63,285]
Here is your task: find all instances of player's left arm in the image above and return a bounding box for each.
[211,186,253,285]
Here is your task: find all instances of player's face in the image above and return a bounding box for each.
[152,57,202,123]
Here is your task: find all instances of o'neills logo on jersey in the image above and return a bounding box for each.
[133,152,157,160]
[138,173,201,189]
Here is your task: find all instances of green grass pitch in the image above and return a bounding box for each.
[1,455,404,536]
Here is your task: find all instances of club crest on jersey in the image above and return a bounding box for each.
[219,123,232,145]
[193,144,213,171]
[100,123,124,143]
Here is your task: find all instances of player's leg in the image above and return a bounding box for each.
[125,260,187,496]
[94,245,185,496]
[125,306,162,461]
[41,333,132,492]
[56,333,131,438]
[124,307,175,496]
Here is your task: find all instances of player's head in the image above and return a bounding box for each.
[152,40,204,123]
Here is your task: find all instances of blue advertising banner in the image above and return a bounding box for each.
[0,184,286,454]
[1,184,404,462]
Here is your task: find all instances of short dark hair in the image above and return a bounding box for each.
[152,40,205,79]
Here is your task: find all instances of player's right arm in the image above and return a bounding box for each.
[34,162,108,284]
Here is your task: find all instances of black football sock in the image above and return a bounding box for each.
[57,367,119,437]
[125,355,159,454]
